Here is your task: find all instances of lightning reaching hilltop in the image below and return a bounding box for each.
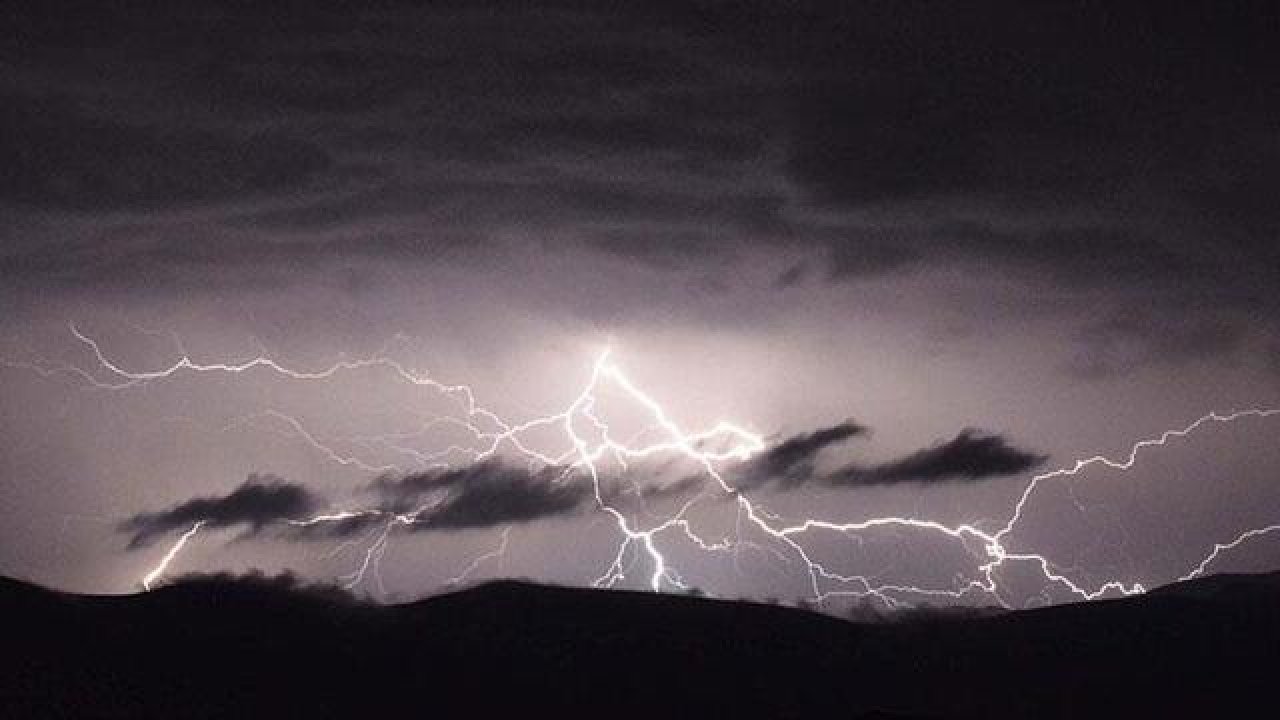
[447,527,512,586]
[142,520,205,591]
[6,325,1280,608]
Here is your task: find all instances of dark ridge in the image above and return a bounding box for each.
[1145,569,1280,598]
[2,573,1278,719]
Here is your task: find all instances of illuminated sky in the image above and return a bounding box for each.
[1,2,1278,606]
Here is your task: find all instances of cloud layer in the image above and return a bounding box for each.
[4,5,1274,286]
[374,460,596,532]
[734,423,1047,491]
[121,474,320,549]
[121,419,1045,548]
[827,430,1048,487]
[3,2,1277,376]
[734,421,868,490]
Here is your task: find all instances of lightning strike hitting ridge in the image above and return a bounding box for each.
[142,520,205,591]
[6,325,1279,608]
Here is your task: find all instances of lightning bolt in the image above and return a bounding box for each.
[1179,523,1280,582]
[447,527,512,586]
[6,325,1279,607]
[142,520,205,591]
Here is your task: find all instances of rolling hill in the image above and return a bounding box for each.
[2,572,1277,718]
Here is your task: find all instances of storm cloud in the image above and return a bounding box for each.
[374,460,596,532]
[734,421,868,491]
[0,91,331,212]
[731,423,1046,490]
[827,430,1048,487]
[121,474,321,549]
[1,2,1273,373]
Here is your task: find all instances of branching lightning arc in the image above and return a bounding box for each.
[8,324,1280,609]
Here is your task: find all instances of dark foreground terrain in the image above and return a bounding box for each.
[2,572,1278,719]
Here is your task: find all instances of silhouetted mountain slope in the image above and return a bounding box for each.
[2,573,1277,718]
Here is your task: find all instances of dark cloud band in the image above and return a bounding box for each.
[121,474,320,549]
[730,422,1046,491]
[826,430,1048,487]
[734,421,868,491]
[378,460,596,532]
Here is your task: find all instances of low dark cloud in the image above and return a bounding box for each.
[735,421,867,491]
[374,460,596,532]
[730,422,1045,490]
[287,459,680,542]
[162,570,359,603]
[121,474,320,549]
[829,430,1048,487]
[119,426,1040,552]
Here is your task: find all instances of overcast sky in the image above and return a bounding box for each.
[2,1,1278,606]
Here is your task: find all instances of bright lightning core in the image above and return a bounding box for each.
[7,326,1280,610]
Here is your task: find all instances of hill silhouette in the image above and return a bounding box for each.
[2,572,1277,718]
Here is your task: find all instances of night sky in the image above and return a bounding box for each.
[2,2,1278,608]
